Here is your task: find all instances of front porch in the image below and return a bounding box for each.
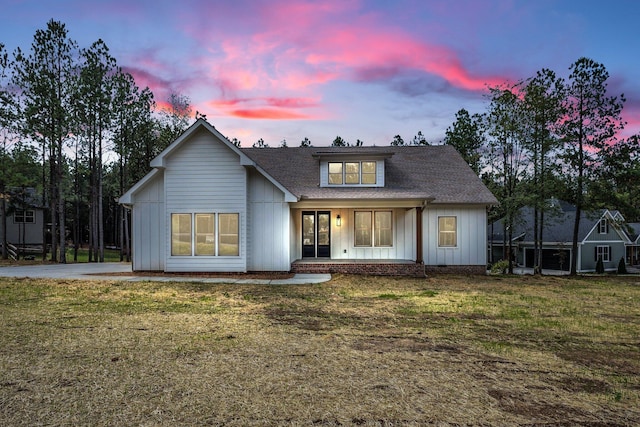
[291,259,426,277]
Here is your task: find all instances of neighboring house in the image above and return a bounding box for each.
[0,188,45,248]
[119,119,497,275]
[625,223,640,266]
[489,201,633,272]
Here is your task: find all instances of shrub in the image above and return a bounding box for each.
[617,257,627,274]
[595,257,605,274]
[490,259,509,275]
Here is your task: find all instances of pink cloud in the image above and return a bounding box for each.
[175,0,511,120]
[229,108,311,120]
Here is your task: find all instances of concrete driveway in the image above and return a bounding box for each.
[0,262,331,284]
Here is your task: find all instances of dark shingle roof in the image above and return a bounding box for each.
[242,145,497,204]
[489,203,612,243]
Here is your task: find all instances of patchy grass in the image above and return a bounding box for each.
[0,274,639,425]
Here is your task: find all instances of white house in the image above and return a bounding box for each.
[120,119,497,275]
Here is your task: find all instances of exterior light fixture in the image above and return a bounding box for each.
[336,214,341,226]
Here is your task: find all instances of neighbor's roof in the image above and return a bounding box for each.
[243,145,497,204]
[489,203,625,243]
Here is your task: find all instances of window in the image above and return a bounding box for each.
[328,162,343,184]
[595,245,610,262]
[362,161,376,184]
[354,211,372,246]
[438,216,457,247]
[327,161,377,185]
[374,211,392,246]
[171,213,240,257]
[218,213,239,256]
[171,214,192,256]
[355,210,393,247]
[14,210,35,224]
[345,162,359,184]
[598,218,608,234]
[195,214,215,256]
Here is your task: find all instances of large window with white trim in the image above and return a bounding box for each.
[171,213,239,256]
[354,210,392,247]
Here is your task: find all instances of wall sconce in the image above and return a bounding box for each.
[336,214,341,227]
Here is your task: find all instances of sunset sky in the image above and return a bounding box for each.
[2,0,639,147]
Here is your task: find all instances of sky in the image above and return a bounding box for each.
[1,0,639,147]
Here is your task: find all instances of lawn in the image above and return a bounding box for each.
[0,274,638,426]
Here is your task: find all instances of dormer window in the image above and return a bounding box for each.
[327,161,378,186]
[599,218,608,234]
[315,150,392,188]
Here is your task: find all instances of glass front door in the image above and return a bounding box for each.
[302,211,330,258]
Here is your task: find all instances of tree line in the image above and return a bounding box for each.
[0,20,193,262]
[443,59,638,275]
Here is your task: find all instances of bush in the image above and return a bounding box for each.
[490,259,509,275]
[617,257,627,274]
[595,257,605,274]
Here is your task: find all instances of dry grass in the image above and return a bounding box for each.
[0,274,639,426]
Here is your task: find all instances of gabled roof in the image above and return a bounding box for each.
[489,203,629,243]
[243,145,497,204]
[120,119,297,204]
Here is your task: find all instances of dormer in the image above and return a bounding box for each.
[313,150,393,188]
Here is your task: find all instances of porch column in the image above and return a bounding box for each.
[416,206,423,264]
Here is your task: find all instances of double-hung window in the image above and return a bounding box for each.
[598,218,608,234]
[171,213,239,256]
[595,245,610,262]
[438,216,457,247]
[354,210,392,247]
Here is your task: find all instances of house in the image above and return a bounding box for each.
[489,201,634,272]
[119,119,497,275]
[0,188,45,250]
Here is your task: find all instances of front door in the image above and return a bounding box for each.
[302,211,331,258]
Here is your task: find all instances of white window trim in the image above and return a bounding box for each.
[353,210,393,247]
[595,245,610,262]
[598,218,608,234]
[170,212,240,257]
[327,161,377,186]
[438,216,458,248]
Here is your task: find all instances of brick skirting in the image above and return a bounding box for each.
[291,262,487,276]
[291,262,426,277]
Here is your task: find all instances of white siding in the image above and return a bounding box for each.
[423,206,487,266]
[131,171,165,271]
[164,128,247,272]
[247,169,290,271]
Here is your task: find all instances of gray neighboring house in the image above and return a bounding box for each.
[489,201,634,272]
[120,119,497,275]
[0,188,45,248]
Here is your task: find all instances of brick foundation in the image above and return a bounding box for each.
[291,262,487,276]
[291,262,426,277]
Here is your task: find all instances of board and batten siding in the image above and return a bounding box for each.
[164,129,247,272]
[247,169,290,271]
[423,206,487,266]
[131,171,165,271]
